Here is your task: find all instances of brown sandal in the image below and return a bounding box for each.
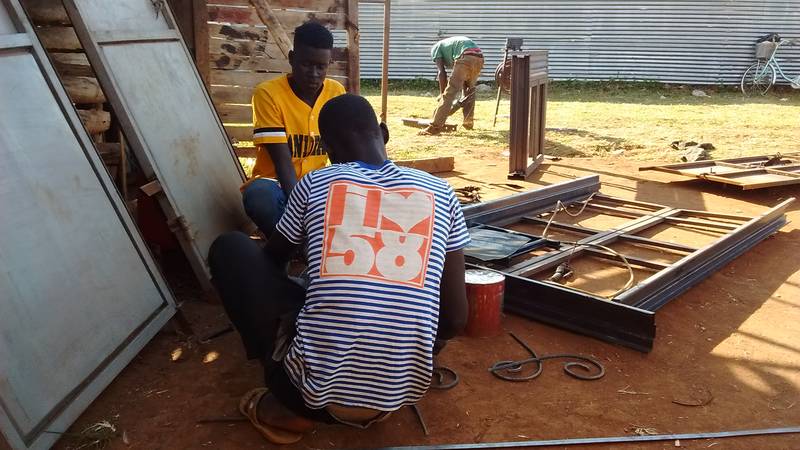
[239,388,303,445]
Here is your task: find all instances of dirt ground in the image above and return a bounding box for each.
[54,156,800,450]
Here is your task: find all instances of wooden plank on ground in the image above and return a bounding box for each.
[62,76,105,103]
[208,6,345,29]
[395,156,455,174]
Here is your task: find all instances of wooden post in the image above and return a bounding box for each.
[249,0,292,58]
[346,0,360,94]
[380,0,390,122]
[192,0,209,86]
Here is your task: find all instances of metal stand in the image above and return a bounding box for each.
[493,38,522,127]
[508,50,548,180]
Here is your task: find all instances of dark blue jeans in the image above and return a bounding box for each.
[242,178,287,237]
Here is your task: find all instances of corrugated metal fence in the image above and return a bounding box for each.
[359,1,800,84]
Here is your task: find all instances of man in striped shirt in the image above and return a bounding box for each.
[209,94,469,443]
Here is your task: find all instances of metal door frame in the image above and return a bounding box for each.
[61,0,249,290]
[463,176,793,352]
[0,0,176,447]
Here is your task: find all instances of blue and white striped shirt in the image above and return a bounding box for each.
[275,160,470,411]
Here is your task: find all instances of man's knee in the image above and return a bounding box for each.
[242,179,286,234]
[243,179,282,210]
[209,231,253,275]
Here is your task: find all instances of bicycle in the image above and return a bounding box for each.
[740,35,800,96]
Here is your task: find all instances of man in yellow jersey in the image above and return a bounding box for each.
[243,22,346,236]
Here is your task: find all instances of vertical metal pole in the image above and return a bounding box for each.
[492,47,509,128]
[119,130,128,200]
[380,0,390,122]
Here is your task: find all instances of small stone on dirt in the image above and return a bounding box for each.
[692,89,710,97]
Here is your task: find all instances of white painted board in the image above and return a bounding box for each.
[0,1,176,448]
[63,0,252,286]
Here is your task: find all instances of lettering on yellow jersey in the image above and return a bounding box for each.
[288,134,325,158]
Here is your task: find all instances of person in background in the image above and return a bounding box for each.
[242,21,346,237]
[420,36,484,135]
[209,94,469,444]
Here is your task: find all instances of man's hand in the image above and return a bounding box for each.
[264,143,297,196]
[435,58,448,94]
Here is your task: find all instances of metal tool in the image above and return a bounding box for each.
[430,366,459,390]
[448,88,476,117]
[410,404,429,436]
[489,333,604,382]
[369,426,800,450]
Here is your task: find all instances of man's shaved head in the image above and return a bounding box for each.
[319,94,381,141]
[319,94,386,164]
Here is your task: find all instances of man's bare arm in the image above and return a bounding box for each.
[437,249,467,340]
[264,229,300,267]
[263,143,297,196]
[435,58,448,94]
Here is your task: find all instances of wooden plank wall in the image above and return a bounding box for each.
[22,0,120,173]
[207,0,359,156]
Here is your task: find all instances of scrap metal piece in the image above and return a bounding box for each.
[640,152,800,190]
[370,426,800,450]
[410,404,429,436]
[489,333,604,382]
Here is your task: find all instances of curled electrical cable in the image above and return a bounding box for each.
[540,193,636,300]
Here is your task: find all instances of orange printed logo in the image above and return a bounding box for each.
[320,181,435,287]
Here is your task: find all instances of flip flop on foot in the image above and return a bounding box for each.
[239,388,303,445]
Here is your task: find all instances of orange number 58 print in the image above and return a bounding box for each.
[320,181,435,287]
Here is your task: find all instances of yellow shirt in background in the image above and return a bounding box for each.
[251,75,346,179]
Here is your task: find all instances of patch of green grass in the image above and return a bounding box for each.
[363,81,800,162]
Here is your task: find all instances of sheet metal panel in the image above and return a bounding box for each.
[0,1,175,448]
[63,0,251,287]
[359,0,800,84]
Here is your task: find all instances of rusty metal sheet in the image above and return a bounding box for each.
[0,1,175,448]
[640,153,800,190]
[61,0,252,289]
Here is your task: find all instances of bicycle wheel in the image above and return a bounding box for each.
[741,61,777,96]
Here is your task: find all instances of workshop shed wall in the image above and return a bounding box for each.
[359,0,800,85]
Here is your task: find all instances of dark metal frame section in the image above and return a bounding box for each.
[463,176,793,352]
[508,50,547,180]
